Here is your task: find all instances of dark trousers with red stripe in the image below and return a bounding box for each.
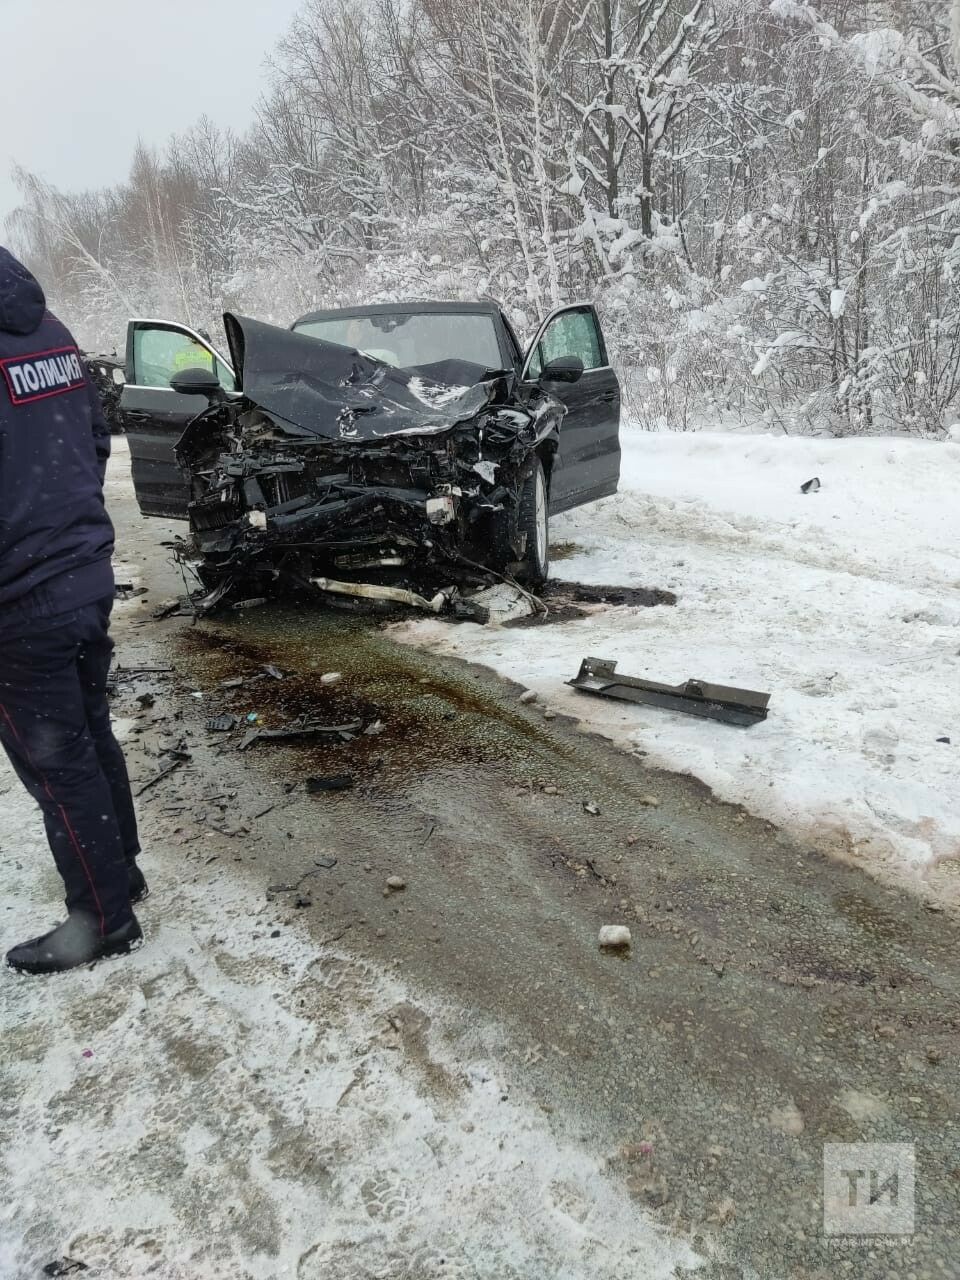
[0,596,137,935]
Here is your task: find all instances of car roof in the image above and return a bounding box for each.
[293,300,503,327]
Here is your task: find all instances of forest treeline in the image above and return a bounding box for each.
[9,0,960,433]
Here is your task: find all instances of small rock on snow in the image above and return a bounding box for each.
[712,1197,737,1226]
[320,672,343,686]
[837,1088,889,1121]
[638,795,660,808]
[519,689,538,704]
[386,876,406,892]
[598,925,631,950]
[582,800,601,816]
[769,1101,804,1136]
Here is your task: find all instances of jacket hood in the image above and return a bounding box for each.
[0,247,46,336]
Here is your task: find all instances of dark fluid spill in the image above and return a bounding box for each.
[545,580,676,608]
[505,579,676,627]
[175,605,565,790]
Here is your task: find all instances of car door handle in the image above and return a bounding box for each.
[123,410,153,423]
[599,391,617,403]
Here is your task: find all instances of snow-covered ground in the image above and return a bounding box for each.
[395,430,960,894]
[0,768,699,1280]
[0,441,705,1278]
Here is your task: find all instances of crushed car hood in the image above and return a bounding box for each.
[176,312,566,612]
[223,312,512,441]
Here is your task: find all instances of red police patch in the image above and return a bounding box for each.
[0,345,86,405]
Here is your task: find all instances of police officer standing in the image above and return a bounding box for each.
[0,246,146,974]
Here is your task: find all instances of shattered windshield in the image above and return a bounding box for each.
[294,311,503,371]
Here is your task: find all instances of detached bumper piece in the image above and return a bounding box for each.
[567,657,770,727]
[311,576,451,613]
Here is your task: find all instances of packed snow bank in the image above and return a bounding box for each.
[395,431,960,889]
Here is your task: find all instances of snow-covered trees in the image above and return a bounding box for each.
[8,0,960,434]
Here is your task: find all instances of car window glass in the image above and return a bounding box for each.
[214,357,237,391]
[294,313,502,370]
[536,309,604,374]
[133,327,236,391]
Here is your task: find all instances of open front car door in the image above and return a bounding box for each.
[119,319,236,518]
[522,304,621,515]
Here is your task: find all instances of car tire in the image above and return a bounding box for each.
[515,457,549,588]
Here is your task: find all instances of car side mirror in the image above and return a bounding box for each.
[170,367,224,402]
[540,355,584,384]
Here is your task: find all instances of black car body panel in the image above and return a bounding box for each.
[120,319,236,518]
[119,299,621,602]
[519,303,621,514]
[223,314,506,441]
[175,313,563,597]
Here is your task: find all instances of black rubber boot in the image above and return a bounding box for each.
[6,914,142,975]
[128,860,149,905]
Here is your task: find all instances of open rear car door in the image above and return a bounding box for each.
[522,304,621,515]
[119,320,236,518]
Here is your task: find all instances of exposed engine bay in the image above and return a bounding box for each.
[174,314,564,613]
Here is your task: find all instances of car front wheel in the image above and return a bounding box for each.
[515,457,549,588]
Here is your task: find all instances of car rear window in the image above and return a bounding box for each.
[293,312,503,371]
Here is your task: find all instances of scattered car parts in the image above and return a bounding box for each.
[206,714,238,732]
[567,657,770,727]
[134,757,186,796]
[305,774,355,793]
[310,576,452,614]
[238,718,362,751]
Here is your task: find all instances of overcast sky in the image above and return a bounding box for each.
[0,0,304,233]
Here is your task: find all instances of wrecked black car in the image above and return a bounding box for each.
[119,301,621,610]
[83,352,126,433]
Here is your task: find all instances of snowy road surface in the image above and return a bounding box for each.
[396,430,960,897]
[0,817,697,1280]
[0,444,701,1279]
[1,439,959,1280]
